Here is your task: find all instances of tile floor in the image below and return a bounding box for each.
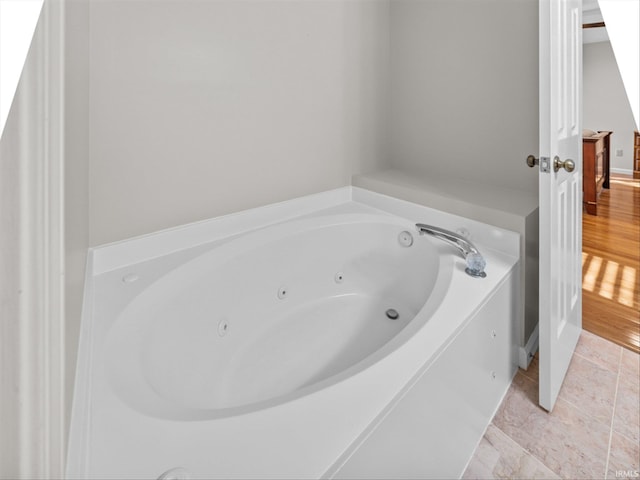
[463,330,640,480]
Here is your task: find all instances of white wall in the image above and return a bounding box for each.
[88,0,390,246]
[389,0,539,194]
[598,0,639,130]
[63,0,90,446]
[385,0,539,345]
[583,41,637,174]
[87,0,541,243]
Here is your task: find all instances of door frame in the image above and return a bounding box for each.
[2,0,67,476]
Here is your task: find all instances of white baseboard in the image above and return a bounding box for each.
[519,324,539,369]
[610,168,634,176]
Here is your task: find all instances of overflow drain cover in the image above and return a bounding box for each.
[386,308,399,320]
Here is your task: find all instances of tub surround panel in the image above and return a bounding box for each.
[88,0,390,247]
[329,275,518,479]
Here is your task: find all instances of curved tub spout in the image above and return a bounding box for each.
[415,223,487,278]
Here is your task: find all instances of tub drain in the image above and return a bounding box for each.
[385,308,399,320]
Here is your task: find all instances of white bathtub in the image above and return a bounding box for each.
[67,187,520,479]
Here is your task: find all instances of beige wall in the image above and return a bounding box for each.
[88,0,390,246]
[389,0,539,194]
[583,41,637,173]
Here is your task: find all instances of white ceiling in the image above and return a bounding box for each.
[583,0,609,44]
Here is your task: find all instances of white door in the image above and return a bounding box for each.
[538,0,583,412]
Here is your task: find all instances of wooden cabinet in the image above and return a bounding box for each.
[634,131,640,179]
[583,131,612,215]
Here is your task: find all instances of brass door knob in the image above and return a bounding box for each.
[554,156,575,173]
[526,155,538,167]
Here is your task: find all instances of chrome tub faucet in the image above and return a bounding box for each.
[416,223,486,278]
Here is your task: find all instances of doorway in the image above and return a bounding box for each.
[581,4,640,353]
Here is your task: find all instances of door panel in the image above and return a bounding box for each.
[538,0,582,412]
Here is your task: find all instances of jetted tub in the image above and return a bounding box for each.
[67,187,520,479]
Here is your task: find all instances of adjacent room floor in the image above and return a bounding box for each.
[582,174,640,353]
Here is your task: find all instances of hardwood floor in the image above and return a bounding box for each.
[582,174,640,353]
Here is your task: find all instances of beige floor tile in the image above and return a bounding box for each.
[606,431,640,480]
[575,330,623,373]
[492,373,609,479]
[620,348,639,381]
[470,336,638,480]
[613,355,640,444]
[462,424,560,480]
[558,353,617,426]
